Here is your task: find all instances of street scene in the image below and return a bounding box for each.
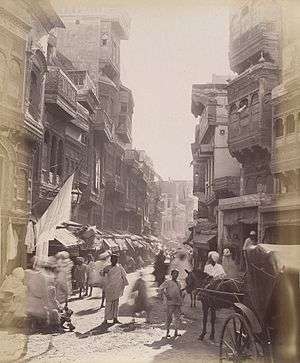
[0,0,300,362]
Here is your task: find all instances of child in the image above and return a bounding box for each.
[159,269,183,338]
[131,271,150,323]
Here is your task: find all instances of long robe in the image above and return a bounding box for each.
[103,264,128,320]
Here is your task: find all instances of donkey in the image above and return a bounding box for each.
[185,269,245,341]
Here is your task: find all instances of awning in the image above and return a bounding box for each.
[193,233,216,249]
[103,237,119,251]
[53,228,82,248]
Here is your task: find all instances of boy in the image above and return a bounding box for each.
[159,269,183,338]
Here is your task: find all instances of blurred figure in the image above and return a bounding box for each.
[95,251,111,308]
[103,254,128,324]
[74,257,87,299]
[56,251,73,304]
[0,267,27,327]
[169,249,192,289]
[131,271,151,323]
[153,249,167,286]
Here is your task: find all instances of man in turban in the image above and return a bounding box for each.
[204,251,226,279]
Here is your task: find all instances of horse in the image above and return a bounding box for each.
[185,269,245,341]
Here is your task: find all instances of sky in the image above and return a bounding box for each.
[120,2,231,181]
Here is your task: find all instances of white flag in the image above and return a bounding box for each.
[35,173,74,259]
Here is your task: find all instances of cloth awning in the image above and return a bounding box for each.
[103,237,119,251]
[53,228,82,248]
[193,233,216,249]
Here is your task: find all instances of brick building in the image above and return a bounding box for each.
[0,0,64,278]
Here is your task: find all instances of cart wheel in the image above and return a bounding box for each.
[219,313,264,363]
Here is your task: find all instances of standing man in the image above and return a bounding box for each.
[103,254,129,325]
[241,230,257,270]
[159,269,183,338]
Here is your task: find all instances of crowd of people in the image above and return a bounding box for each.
[0,235,256,337]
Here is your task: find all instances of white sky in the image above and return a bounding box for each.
[120,2,230,180]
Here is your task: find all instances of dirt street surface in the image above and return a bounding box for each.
[0,266,231,363]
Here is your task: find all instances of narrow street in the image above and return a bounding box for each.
[0,266,232,363]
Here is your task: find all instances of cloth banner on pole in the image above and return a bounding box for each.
[7,218,18,261]
[35,173,74,259]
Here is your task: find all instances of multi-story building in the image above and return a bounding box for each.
[31,35,101,228]
[52,5,145,232]
[0,0,63,278]
[160,180,196,240]
[259,1,300,244]
[218,0,282,249]
[191,75,241,224]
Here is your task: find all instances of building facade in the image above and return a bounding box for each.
[218,0,282,250]
[160,180,196,240]
[259,1,300,244]
[0,0,64,278]
[191,75,241,226]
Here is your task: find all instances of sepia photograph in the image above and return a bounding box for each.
[0,0,299,362]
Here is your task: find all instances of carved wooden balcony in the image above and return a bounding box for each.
[227,62,279,162]
[213,176,240,198]
[116,115,132,144]
[229,22,281,74]
[45,66,77,119]
[94,108,113,142]
[67,70,99,114]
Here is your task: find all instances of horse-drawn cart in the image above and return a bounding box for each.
[219,244,300,363]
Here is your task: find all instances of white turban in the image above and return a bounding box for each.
[208,251,219,263]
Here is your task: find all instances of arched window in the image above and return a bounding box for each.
[229,104,237,114]
[274,118,284,137]
[29,71,40,118]
[50,136,57,172]
[239,98,248,109]
[251,92,259,105]
[7,59,22,103]
[286,114,295,134]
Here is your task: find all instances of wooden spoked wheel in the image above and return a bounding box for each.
[219,313,265,363]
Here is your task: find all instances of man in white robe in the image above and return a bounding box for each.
[103,254,129,324]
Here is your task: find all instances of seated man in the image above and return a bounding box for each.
[204,251,226,279]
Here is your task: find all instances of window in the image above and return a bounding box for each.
[50,136,57,172]
[286,114,295,134]
[75,19,80,25]
[251,92,259,105]
[229,104,237,114]
[239,98,248,109]
[29,71,40,118]
[274,118,284,137]
[42,131,50,170]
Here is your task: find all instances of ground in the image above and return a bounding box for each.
[0,266,231,363]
